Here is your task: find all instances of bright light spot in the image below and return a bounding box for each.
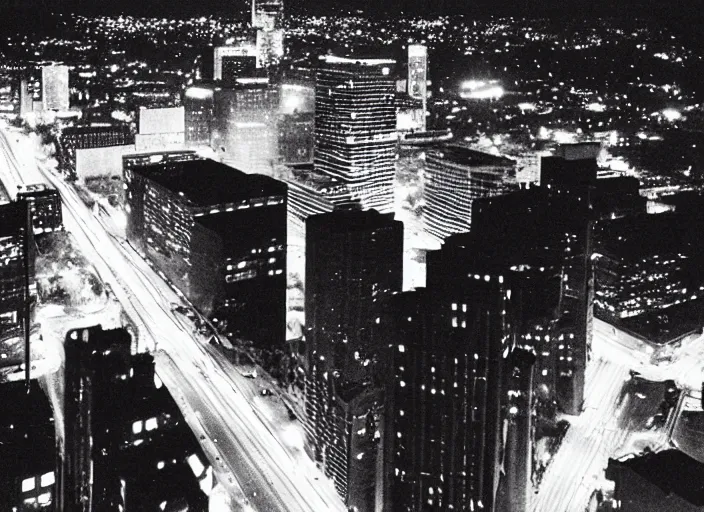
[398,344,405,353]
[145,417,158,431]
[356,452,364,460]
[157,461,165,470]
[509,406,518,415]
[552,130,577,144]
[187,453,206,478]
[382,67,390,76]
[281,425,304,450]
[538,127,550,140]
[185,87,214,100]
[518,102,536,111]
[661,108,682,121]
[400,380,406,387]
[38,493,51,505]
[461,86,504,100]
[586,102,606,112]
[110,64,119,73]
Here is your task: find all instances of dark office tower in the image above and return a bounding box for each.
[17,184,63,235]
[221,56,259,83]
[305,209,403,511]
[0,380,56,511]
[59,326,210,511]
[423,145,517,241]
[59,326,133,511]
[315,55,397,214]
[184,84,215,146]
[124,158,287,350]
[497,348,536,512]
[540,142,600,187]
[422,237,514,512]
[473,186,594,416]
[0,200,35,337]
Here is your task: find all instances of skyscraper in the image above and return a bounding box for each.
[124,158,287,350]
[59,326,209,511]
[252,0,283,30]
[423,145,517,241]
[184,85,216,146]
[41,65,69,111]
[213,44,258,81]
[0,380,55,511]
[473,185,594,416]
[315,56,397,214]
[0,200,35,337]
[211,78,280,174]
[407,44,427,131]
[305,209,403,511]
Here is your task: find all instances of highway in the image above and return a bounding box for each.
[0,124,345,512]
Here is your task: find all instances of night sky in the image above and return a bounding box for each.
[6,0,702,20]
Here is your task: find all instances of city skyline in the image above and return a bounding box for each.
[0,3,703,512]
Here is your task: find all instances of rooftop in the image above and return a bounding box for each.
[430,144,516,167]
[610,449,704,506]
[306,208,400,234]
[133,158,286,207]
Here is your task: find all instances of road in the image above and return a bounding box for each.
[0,124,345,512]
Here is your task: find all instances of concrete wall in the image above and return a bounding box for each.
[76,144,136,181]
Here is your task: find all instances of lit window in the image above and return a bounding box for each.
[400,380,406,387]
[22,477,35,493]
[132,420,143,435]
[398,345,405,353]
[452,317,458,327]
[145,417,158,431]
[451,303,458,311]
[41,472,55,487]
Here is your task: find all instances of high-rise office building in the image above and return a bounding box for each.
[222,55,259,82]
[41,65,69,111]
[315,56,397,213]
[473,185,594,416]
[57,124,134,178]
[211,78,280,174]
[256,28,285,68]
[184,85,216,146]
[407,44,427,131]
[0,380,56,511]
[422,145,517,241]
[0,200,35,337]
[305,209,403,511]
[59,325,209,511]
[17,184,63,235]
[213,44,258,81]
[136,106,186,152]
[124,158,287,349]
[19,78,34,116]
[252,0,284,30]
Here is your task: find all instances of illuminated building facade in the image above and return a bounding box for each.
[212,78,280,174]
[124,158,287,349]
[0,200,35,337]
[213,44,258,81]
[278,113,314,164]
[222,55,258,83]
[184,85,215,146]
[58,124,134,177]
[19,78,33,116]
[407,44,427,131]
[0,380,56,511]
[423,145,517,241]
[41,65,69,111]
[59,326,209,512]
[252,0,283,30]
[256,29,285,69]
[122,149,200,171]
[315,56,397,214]
[283,164,356,230]
[17,184,63,236]
[305,209,403,510]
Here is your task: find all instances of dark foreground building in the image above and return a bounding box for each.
[17,183,63,235]
[124,157,287,349]
[606,450,704,512]
[305,209,403,511]
[0,200,35,337]
[0,379,56,511]
[59,325,209,512]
